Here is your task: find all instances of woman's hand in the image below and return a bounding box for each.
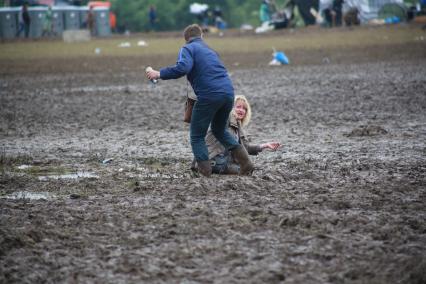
[260,142,281,151]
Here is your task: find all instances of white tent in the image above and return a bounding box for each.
[189,3,209,14]
[319,0,404,23]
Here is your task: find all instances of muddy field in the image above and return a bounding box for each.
[1,26,426,283]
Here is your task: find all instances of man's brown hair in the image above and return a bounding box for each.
[183,24,202,42]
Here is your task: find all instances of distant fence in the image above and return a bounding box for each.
[0,6,110,39]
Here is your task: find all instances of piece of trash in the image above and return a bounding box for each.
[1,191,53,200]
[17,165,32,170]
[118,168,123,172]
[269,59,281,66]
[118,42,131,48]
[38,172,98,181]
[94,48,101,54]
[269,48,289,65]
[70,193,81,199]
[137,40,147,47]
[102,158,114,164]
[369,18,386,25]
[274,51,289,65]
[255,21,274,34]
[384,16,400,24]
[240,24,253,31]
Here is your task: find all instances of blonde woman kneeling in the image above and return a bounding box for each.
[193,95,281,175]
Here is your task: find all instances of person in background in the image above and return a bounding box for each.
[86,6,95,35]
[16,3,31,38]
[323,0,344,27]
[149,5,157,31]
[213,6,227,29]
[260,0,272,24]
[201,95,281,175]
[109,11,117,33]
[42,5,53,37]
[343,7,359,27]
[146,24,254,177]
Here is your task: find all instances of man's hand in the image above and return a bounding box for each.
[146,67,160,81]
[260,142,281,151]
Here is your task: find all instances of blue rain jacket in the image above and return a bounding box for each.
[160,37,234,99]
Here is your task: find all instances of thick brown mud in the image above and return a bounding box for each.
[1,39,426,283]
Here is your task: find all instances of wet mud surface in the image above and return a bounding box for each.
[1,44,426,283]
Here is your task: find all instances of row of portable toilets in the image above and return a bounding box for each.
[0,6,111,39]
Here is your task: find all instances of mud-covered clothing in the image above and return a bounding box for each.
[206,115,261,160]
[159,36,239,162]
[159,37,234,100]
[205,115,261,173]
[190,95,239,161]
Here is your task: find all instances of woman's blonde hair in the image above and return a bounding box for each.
[233,95,252,127]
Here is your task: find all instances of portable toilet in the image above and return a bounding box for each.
[78,6,89,29]
[62,6,80,30]
[0,7,18,39]
[28,7,46,38]
[51,7,64,36]
[94,7,110,36]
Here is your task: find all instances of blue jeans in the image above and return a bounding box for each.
[190,95,240,161]
[16,23,30,38]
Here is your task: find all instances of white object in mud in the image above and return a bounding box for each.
[102,158,114,164]
[118,42,131,48]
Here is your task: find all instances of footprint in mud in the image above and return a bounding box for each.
[345,125,388,137]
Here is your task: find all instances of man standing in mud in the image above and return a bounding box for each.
[146,24,253,177]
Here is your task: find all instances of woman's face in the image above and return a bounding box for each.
[234,100,247,121]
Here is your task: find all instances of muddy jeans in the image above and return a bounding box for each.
[190,95,240,162]
[211,153,230,174]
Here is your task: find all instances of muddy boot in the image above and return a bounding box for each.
[197,160,212,177]
[190,159,197,172]
[224,163,240,175]
[231,145,254,175]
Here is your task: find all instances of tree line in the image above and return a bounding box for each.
[111,0,287,32]
[0,0,288,32]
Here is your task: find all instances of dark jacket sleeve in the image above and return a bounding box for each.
[159,46,194,80]
[241,135,262,155]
